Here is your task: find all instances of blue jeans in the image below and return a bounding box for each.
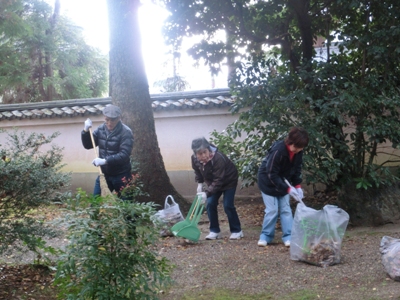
[93,172,132,199]
[206,187,241,233]
[259,192,293,243]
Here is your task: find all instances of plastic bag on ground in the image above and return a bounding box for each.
[290,203,349,267]
[151,195,184,237]
[380,236,400,281]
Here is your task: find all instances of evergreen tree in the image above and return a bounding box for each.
[162,0,400,192]
[0,0,108,103]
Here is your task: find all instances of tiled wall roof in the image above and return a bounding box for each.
[0,88,234,121]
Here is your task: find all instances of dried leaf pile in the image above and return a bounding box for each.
[301,240,341,267]
[0,264,55,299]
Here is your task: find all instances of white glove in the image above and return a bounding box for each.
[296,187,304,200]
[288,187,301,202]
[84,118,92,131]
[92,158,106,166]
[197,192,207,205]
[196,183,203,193]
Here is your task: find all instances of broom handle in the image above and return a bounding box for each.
[88,128,102,175]
[189,196,200,220]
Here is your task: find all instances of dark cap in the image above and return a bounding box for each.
[191,137,211,153]
[103,105,121,118]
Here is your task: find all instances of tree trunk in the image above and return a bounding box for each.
[44,0,60,101]
[106,0,189,211]
[288,0,314,68]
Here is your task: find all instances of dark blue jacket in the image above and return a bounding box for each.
[81,121,134,176]
[257,140,303,196]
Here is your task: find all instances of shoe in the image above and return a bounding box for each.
[205,232,221,240]
[284,240,291,247]
[229,231,244,240]
[257,240,267,247]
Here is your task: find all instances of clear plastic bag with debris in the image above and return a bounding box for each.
[380,236,400,281]
[151,195,185,237]
[290,203,350,267]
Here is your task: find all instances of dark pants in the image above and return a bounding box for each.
[93,171,132,199]
[206,187,241,234]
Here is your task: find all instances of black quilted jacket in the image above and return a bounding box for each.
[81,121,134,176]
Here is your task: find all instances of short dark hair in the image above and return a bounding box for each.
[191,137,211,153]
[285,127,309,148]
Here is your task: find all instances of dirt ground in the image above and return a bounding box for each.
[0,197,399,300]
[157,197,400,300]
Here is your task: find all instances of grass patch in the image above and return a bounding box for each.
[179,288,273,299]
[345,230,389,238]
[281,289,324,300]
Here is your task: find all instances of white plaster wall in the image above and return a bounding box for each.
[154,108,237,170]
[2,109,398,199]
[0,116,104,173]
[0,108,259,198]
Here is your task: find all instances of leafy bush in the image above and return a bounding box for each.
[210,123,283,188]
[210,56,400,192]
[54,190,173,300]
[0,129,70,258]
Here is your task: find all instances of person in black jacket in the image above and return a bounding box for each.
[81,104,134,198]
[257,127,309,247]
[191,137,243,240]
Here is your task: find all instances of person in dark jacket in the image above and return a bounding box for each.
[81,104,134,197]
[257,127,309,247]
[191,137,243,240]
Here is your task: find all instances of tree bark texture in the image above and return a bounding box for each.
[44,0,60,101]
[288,0,314,68]
[106,0,189,210]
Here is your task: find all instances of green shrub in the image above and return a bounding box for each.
[0,129,70,259]
[54,190,173,300]
[211,56,400,192]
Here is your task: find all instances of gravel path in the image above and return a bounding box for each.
[1,198,399,300]
[157,198,400,300]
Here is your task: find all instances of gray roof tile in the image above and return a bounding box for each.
[0,88,234,121]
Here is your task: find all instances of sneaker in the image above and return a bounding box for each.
[257,240,268,247]
[284,240,291,247]
[205,232,221,240]
[229,231,244,240]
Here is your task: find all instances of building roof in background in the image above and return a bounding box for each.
[0,88,234,121]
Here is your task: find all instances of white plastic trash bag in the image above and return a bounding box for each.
[152,195,184,237]
[290,203,349,267]
[380,236,400,281]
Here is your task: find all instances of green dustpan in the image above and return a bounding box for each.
[171,194,204,242]
[171,194,202,233]
[174,225,202,242]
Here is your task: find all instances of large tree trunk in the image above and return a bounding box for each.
[287,0,314,69]
[106,0,189,210]
[44,0,60,101]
